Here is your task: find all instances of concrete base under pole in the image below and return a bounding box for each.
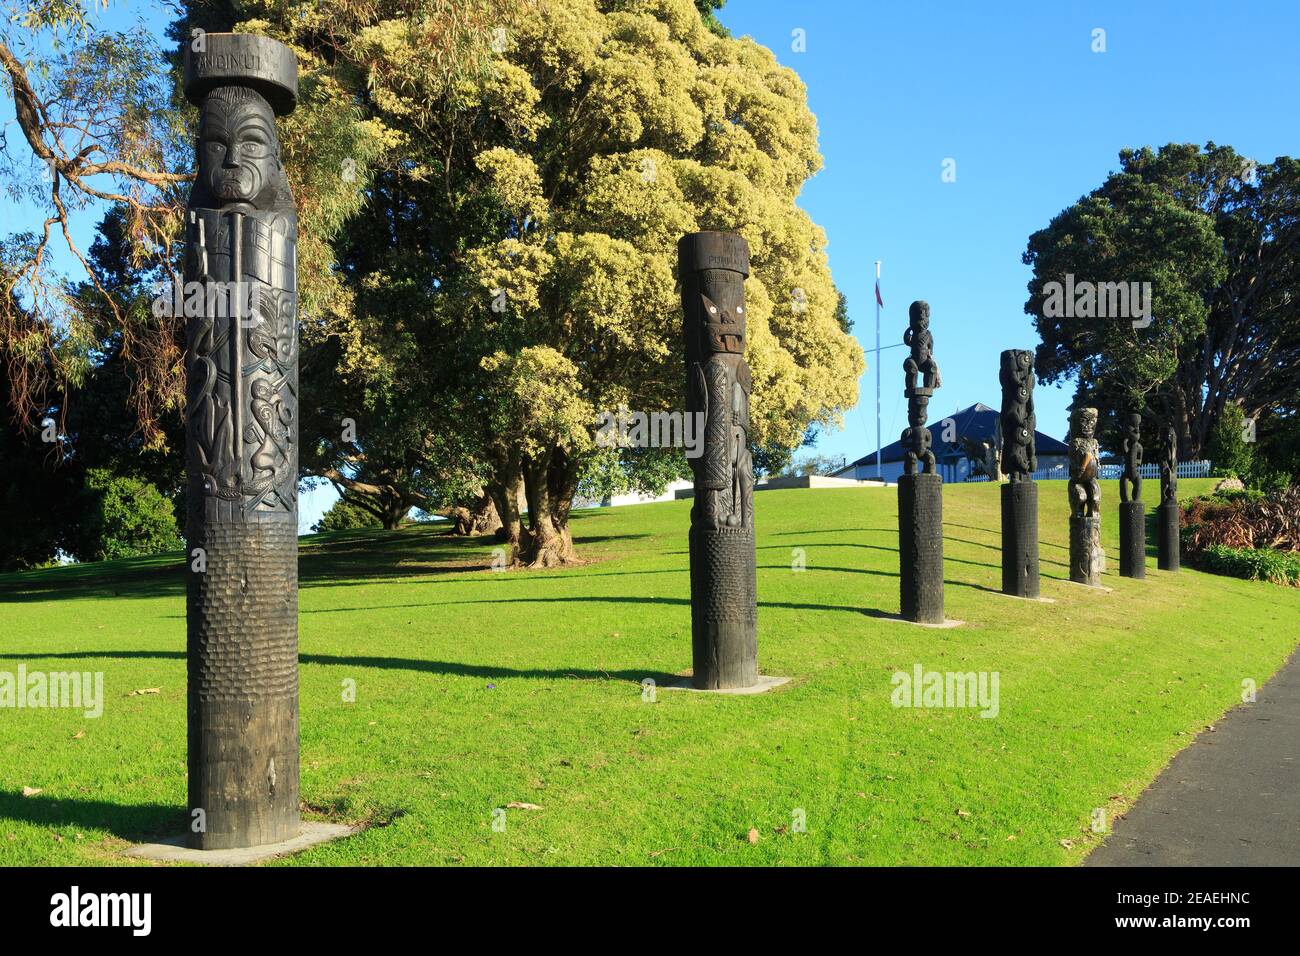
[125,821,356,866]
[663,675,791,695]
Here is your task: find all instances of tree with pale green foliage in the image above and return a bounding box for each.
[5,0,863,571]
[320,0,863,566]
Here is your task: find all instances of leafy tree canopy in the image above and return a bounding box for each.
[1024,143,1298,461]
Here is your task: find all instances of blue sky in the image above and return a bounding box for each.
[4,1,1297,529]
[717,0,1299,471]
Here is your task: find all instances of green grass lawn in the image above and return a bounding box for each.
[1,477,1297,865]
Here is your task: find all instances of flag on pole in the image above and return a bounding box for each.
[875,279,884,308]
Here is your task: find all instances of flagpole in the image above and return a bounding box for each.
[875,260,882,480]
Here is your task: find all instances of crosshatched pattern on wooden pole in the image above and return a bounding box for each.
[183,33,301,850]
[679,231,758,690]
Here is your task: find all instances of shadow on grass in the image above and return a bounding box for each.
[297,595,873,616]
[0,518,651,604]
[0,648,679,684]
[0,558,184,605]
[0,792,182,842]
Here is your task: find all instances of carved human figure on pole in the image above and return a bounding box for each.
[1067,406,1105,585]
[902,301,939,476]
[1117,410,1146,578]
[961,432,1001,481]
[903,301,941,390]
[183,33,301,850]
[679,231,757,689]
[1161,423,1178,503]
[999,349,1039,597]
[897,300,945,623]
[1157,421,1180,572]
[1119,412,1143,503]
[1068,407,1101,518]
[999,349,1036,482]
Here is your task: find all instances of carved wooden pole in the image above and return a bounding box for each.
[899,301,944,622]
[1118,411,1146,579]
[999,350,1039,598]
[679,232,758,689]
[1158,423,1180,571]
[183,34,300,849]
[1068,407,1104,586]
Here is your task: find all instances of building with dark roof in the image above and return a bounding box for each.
[832,402,1070,484]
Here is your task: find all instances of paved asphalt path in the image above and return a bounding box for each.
[1086,646,1300,866]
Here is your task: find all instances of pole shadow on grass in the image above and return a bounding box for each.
[0,523,652,605]
[0,791,182,842]
[0,648,679,685]
[945,521,1070,551]
[298,595,876,615]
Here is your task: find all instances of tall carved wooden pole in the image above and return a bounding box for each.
[1158,423,1180,571]
[679,232,758,690]
[183,34,300,849]
[999,349,1038,597]
[1068,407,1104,586]
[1118,411,1146,579]
[899,301,944,623]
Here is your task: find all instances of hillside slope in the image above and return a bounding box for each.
[1,478,1297,865]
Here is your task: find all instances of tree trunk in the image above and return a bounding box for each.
[547,446,581,557]
[452,492,501,536]
[487,451,525,560]
[518,449,581,568]
[382,498,407,530]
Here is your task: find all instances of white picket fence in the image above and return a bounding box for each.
[964,460,1212,482]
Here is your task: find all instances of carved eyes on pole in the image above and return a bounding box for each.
[206,139,269,161]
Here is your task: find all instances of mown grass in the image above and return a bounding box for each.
[1,477,1296,866]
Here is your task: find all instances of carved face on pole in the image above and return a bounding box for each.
[909,300,929,330]
[1072,407,1098,439]
[199,87,281,205]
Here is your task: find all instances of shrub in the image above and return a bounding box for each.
[1209,487,1264,505]
[74,470,184,562]
[1198,545,1300,587]
[311,499,384,533]
[1181,485,1300,554]
[1205,403,1255,479]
